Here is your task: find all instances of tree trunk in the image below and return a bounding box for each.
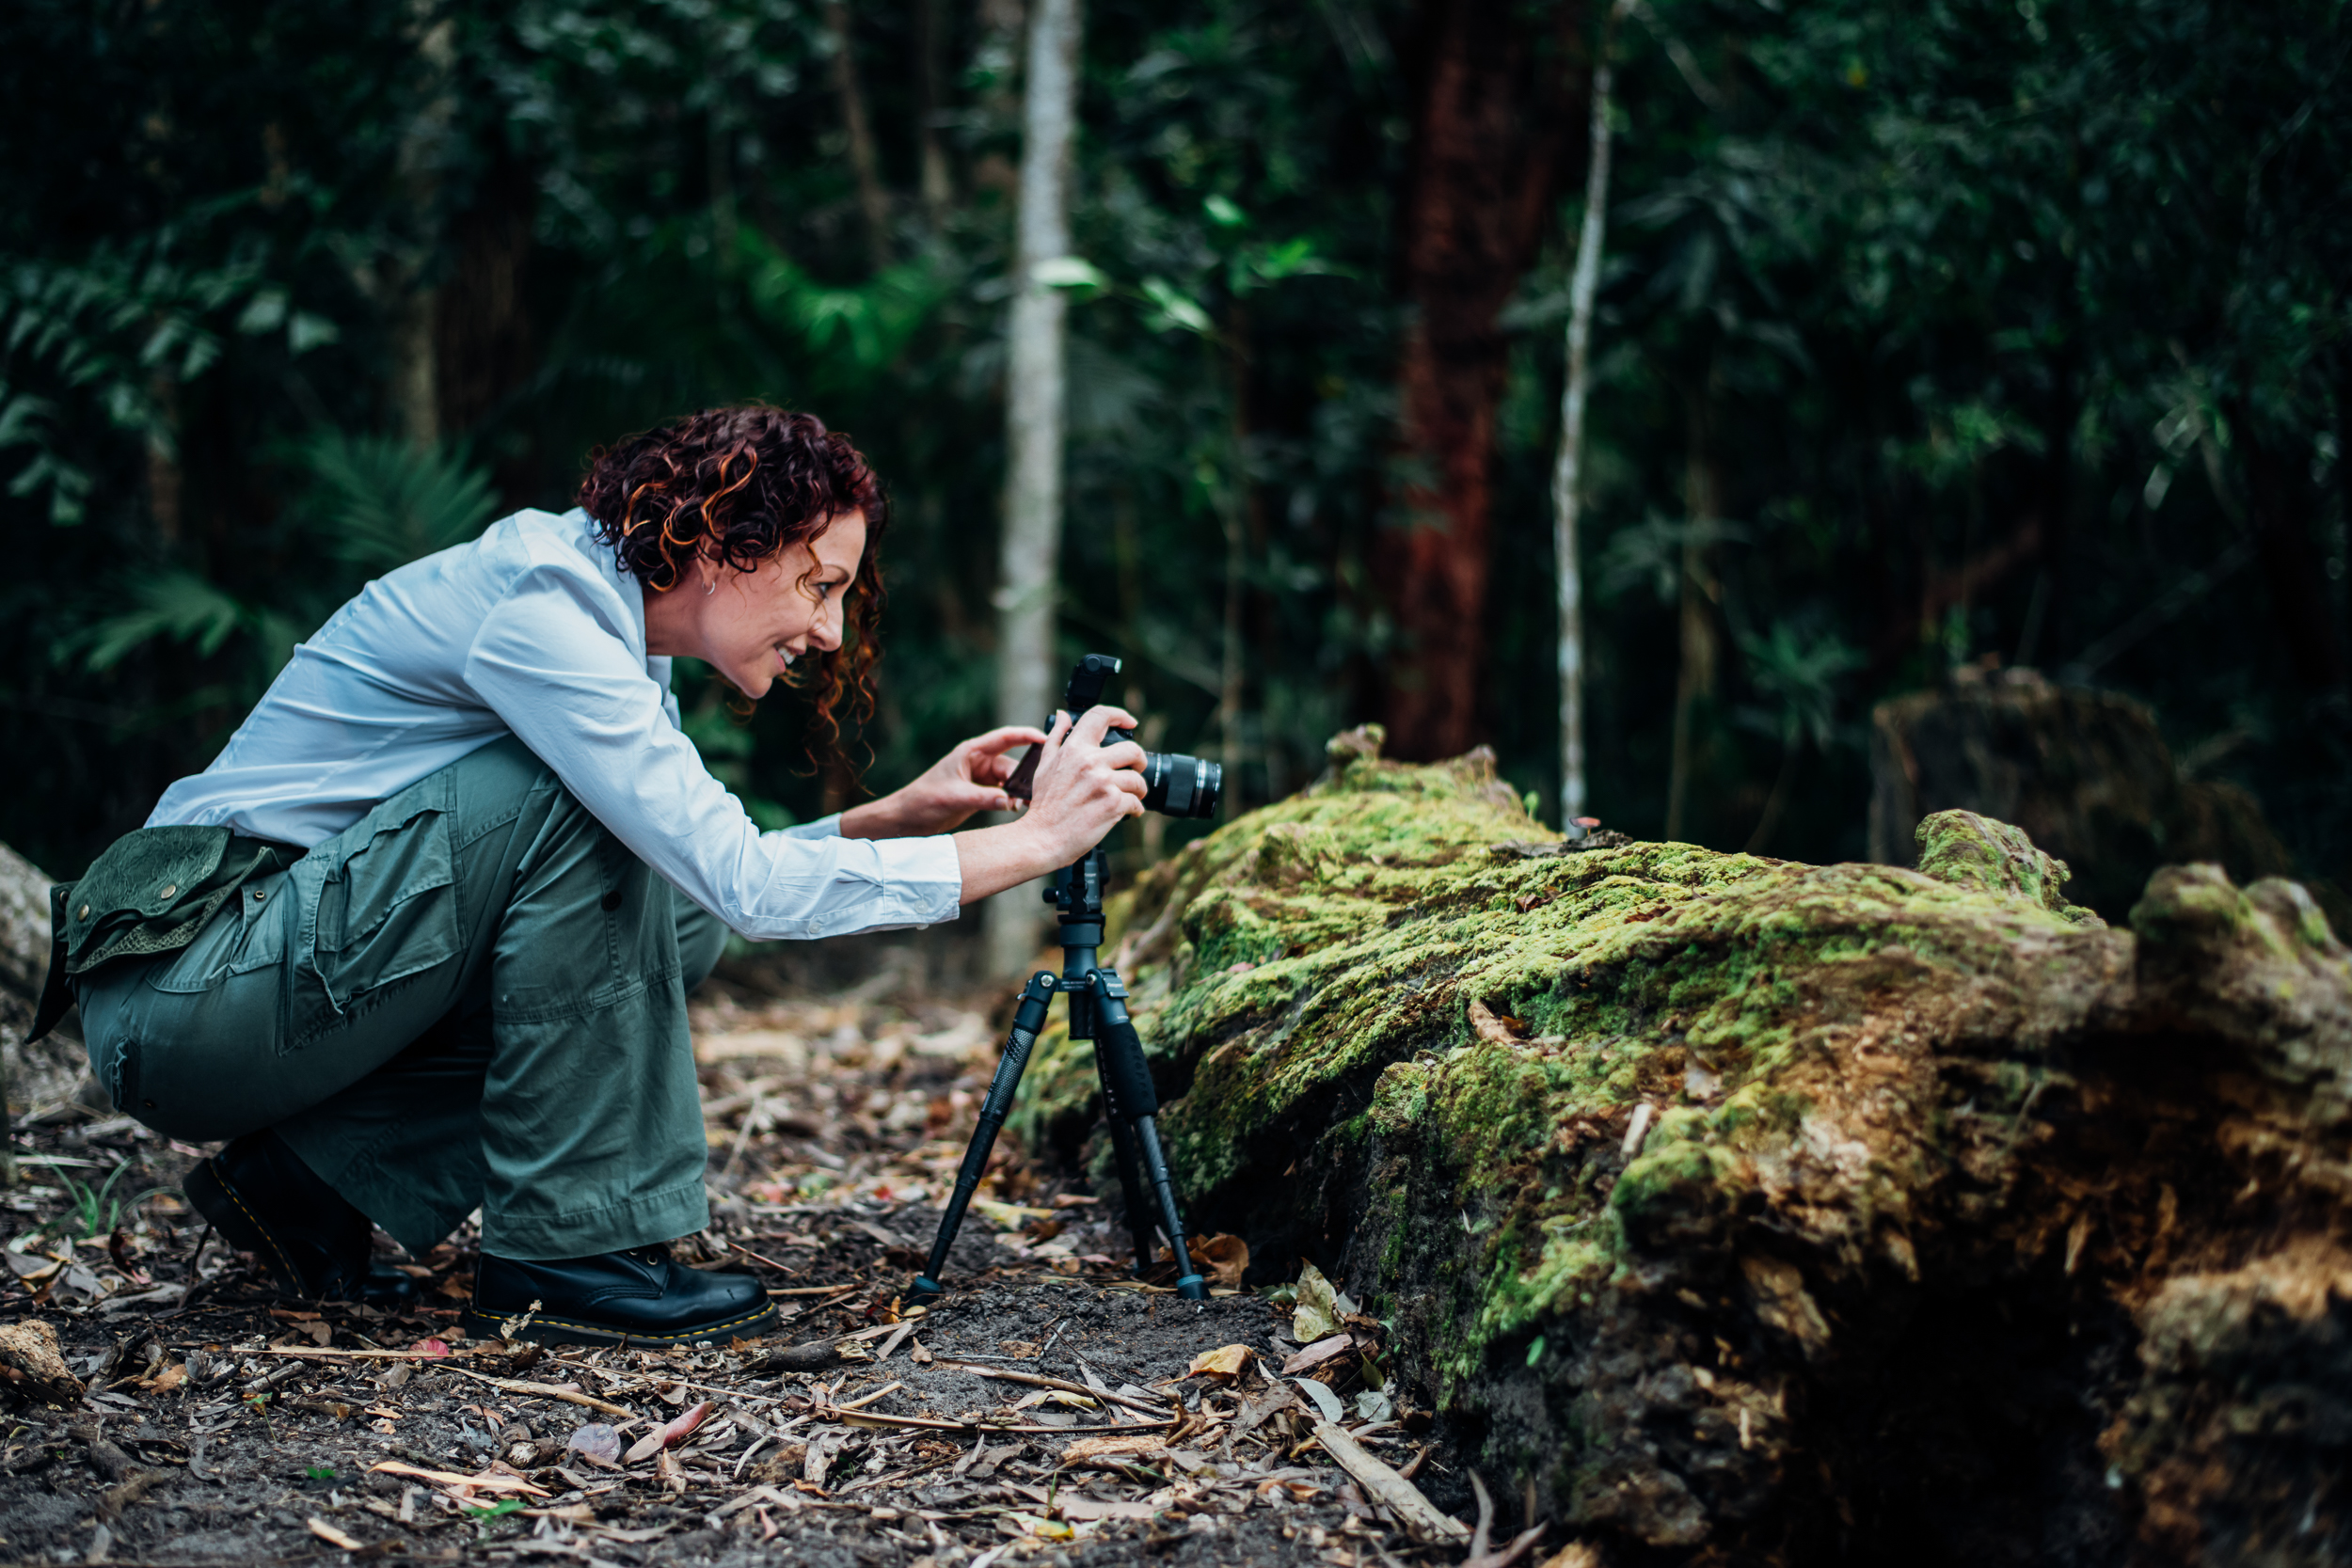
[0,841,58,1187]
[2237,406,2346,690]
[985,0,1082,974]
[824,0,893,275]
[1375,0,1584,761]
[1218,306,1252,784]
[432,153,536,445]
[1663,372,1722,842]
[1549,1,1624,827]
[1009,737,2352,1565]
[916,0,956,226]
[389,8,456,450]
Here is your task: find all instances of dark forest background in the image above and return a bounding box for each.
[2,0,2346,907]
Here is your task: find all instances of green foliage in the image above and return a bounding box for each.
[287,431,499,575]
[0,0,2343,905]
[20,1157,142,1242]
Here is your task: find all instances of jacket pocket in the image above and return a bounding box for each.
[306,799,462,1022]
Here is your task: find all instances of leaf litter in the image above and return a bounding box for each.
[0,958,1525,1566]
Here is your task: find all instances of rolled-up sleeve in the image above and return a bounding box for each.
[465,566,962,939]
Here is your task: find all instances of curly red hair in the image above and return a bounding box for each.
[579,404,885,764]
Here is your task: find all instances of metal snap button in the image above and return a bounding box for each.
[252,890,266,901]
[76,903,90,920]
[159,883,178,898]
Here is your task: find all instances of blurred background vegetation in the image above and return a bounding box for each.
[2,0,2345,917]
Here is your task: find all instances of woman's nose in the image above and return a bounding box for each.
[810,600,845,652]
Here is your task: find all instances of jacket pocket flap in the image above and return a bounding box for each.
[318,805,456,952]
[65,826,232,949]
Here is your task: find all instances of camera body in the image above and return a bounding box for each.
[1004,653,1223,820]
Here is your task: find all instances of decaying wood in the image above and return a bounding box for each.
[1005,738,2352,1564]
[0,1319,86,1405]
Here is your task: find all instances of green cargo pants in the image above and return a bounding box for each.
[75,736,727,1260]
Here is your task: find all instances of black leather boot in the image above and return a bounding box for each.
[183,1130,373,1301]
[464,1246,777,1347]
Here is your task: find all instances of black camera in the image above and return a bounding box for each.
[1003,653,1222,819]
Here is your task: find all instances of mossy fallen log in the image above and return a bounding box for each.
[1009,733,2352,1566]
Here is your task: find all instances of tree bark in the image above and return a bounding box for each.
[915,0,956,226]
[432,152,536,443]
[1375,0,1584,762]
[0,841,57,1188]
[985,0,1082,973]
[1663,371,1722,843]
[824,0,893,275]
[1549,1,1625,827]
[388,8,456,450]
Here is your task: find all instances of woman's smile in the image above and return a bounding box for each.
[644,509,866,697]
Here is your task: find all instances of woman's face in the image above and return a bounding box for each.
[646,510,867,698]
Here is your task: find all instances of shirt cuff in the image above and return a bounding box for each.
[781,813,844,840]
[871,833,965,927]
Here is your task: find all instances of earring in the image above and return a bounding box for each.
[705,578,717,596]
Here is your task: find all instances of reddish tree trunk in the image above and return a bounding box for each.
[1375,0,1583,760]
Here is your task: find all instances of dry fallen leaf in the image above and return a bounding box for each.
[1188,1233,1249,1290]
[625,1399,714,1464]
[1294,1262,1340,1342]
[1186,1343,1252,1382]
[1469,996,1528,1044]
[565,1422,623,1465]
[1281,1334,1353,1376]
[306,1516,364,1551]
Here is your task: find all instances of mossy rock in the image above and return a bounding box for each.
[1009,736,2352,1566]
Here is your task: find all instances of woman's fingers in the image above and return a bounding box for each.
[968,724,1050,758]
[1068,705,1138,746]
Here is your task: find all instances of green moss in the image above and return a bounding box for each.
[1000,734,2125,1456]
[1915,807,2101,925]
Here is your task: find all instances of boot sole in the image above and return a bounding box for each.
[459,1299,778,1348]
[184,1158,311,1299]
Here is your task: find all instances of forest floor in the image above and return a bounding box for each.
[0,962,1517,1568]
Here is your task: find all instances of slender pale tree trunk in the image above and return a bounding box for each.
[1550,0,1627,828]
[985,0,1083,974]
[915,0,956,228]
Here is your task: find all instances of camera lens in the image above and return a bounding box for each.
[1139,751,1221,819]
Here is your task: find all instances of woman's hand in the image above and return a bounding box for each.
[839,725,1048,839]
[952,705,1148,904]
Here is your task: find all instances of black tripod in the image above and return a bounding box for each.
[910,840,1206,1302]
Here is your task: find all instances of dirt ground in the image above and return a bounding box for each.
[0,951,1530,1568]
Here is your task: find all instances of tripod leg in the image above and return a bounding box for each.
[1129,1116,1205,1300]
[1089,968,1207,1301]
[911,972,1057,1299]
[1099,1109,1156,1276]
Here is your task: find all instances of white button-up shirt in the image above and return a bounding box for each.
[147,507,962,940]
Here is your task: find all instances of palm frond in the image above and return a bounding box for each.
[285,430,500,574]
